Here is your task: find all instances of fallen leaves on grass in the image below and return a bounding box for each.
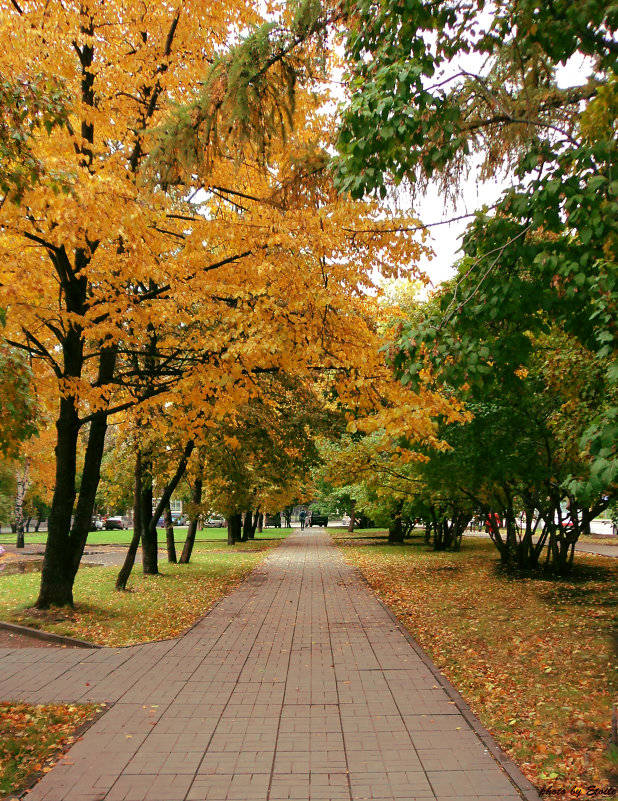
[336,534,618,789]
[0,702,100,796]
[0,543,278,647]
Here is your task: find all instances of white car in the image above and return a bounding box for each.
[104,515,126,530]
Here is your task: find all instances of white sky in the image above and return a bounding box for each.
[409,55,595,289]
[414,178,505,288]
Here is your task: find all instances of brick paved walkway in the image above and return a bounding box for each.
[0,530,540,801]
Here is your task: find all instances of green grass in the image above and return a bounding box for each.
[0,535,291,646]
[0,526,292,547]
[332,528,618,790]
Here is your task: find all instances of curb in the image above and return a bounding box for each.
[0,620,100,649]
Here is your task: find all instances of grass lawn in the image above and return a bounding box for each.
[331,527,618,791]
[0,531,289,796]
[0,532,291,646]
[582,535,618,547]
[0,525,290,547]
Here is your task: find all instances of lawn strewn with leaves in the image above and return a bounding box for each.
[333,530,618,789]
[0,538,286,646]
[0,702,100,796]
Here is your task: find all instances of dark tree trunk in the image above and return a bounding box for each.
[180,457,203,564]
[140,456,157,575]
[15,526,24,549]
[37,389,81,608]
[348,499,356,532]
[388,502,404,544]
[143,439,194,573]
[68,348,117,583]
[242,509,253,542]
[257,513,263,533]
[116,449,143,591]
[227,512,241,545]
[37,344,116,608]
[164,504,177,563]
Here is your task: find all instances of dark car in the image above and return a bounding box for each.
[104,515,126,530]
[265,513,281,528]
[309,513,328,527]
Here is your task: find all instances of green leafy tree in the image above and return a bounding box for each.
[390,273,615,572]
[338,0,617,500]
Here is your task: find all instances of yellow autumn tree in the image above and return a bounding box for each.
[0,0,446,608]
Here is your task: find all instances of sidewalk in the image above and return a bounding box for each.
[0,530,540,801]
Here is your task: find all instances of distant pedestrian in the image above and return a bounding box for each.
[485,512,501,535]
[299,509,307,530]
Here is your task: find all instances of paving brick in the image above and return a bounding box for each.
[0,531,537,801]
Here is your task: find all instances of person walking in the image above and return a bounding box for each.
[299,508,307,531]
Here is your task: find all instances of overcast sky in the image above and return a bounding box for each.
[395,56,594,290]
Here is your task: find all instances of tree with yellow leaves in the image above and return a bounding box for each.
[0,0,439,609]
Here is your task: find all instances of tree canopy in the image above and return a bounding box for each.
[0,0,444,606]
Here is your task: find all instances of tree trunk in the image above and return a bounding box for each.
[348,499,356,532]
[179,457,204,564]
[164,504,177,563]
[143,439,194,573]
[140,456,158,575]
[257,512,263,533]
[388,502,404,544]
[14,458,30,549]
[250,511,259,539]
[227,512,241,545]
[67,350,116,585]
[116,449,143,591]
[242,509,253,542]
[37,390,81,608]
[37,343,116,608]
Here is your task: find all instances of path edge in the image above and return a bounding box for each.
[0,620,100,649]
[351,566,542,801]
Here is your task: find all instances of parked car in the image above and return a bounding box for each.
[265,513,281,528]
[205,515,226,528]
[104,515,126,530]
[90,517,103,531]
[157,513,188,527]
[309,513,328,527]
